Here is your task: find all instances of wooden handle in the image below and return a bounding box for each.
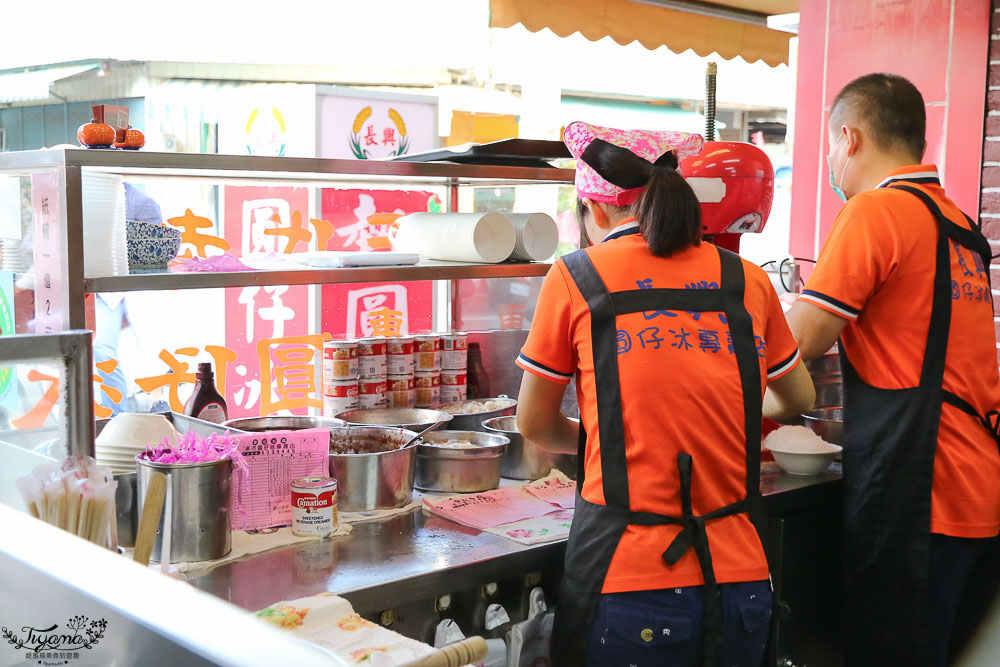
[410,636,489,667]
[133,472,167,567]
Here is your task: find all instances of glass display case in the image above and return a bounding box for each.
[0,149,577,443]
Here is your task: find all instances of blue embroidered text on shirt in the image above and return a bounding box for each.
[669,328,693,350]
[698,329,721,353]
[616,330,632,355]
[638,327,664,349]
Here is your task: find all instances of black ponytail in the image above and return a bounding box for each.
[579,139,702,257]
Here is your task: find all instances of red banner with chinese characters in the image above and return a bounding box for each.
[223,186,318,417]
[320,189,437,337]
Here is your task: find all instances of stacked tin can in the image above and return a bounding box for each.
[413,334,441,408]
[386,335,415,408]
[357,337,388,409]
[439,332,468,403]
[324,337,390,413]
[323,340,359,415]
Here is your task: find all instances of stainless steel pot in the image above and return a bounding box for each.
[335,408,452,432]
[482,416,577,481]
[329,426,418,511]
[805,352,841,383]
[814,381,843,409]
[801,407,843,446]
[415,430,509,493]
[223,415,346,432]
[437,397,517,432]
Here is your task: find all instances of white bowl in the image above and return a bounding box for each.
[96,413,179,453]
[767,445,842,476]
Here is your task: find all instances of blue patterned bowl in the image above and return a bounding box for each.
[128,235,182,269]
[126,219,181,241]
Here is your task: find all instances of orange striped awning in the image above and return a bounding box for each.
[489,0,792,67]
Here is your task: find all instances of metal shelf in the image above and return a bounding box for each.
[84,261,553,293]
[0,149,574,186]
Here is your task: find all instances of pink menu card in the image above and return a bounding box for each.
[522,476,576,509]
[230,429,330,531]
[422,486,557,531]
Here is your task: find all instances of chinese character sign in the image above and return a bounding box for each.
[319,95,437,160]
[321,282,432,339]
[223,186,314,418]
[320,188,442,252]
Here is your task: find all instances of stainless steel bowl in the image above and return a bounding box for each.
[329,426,418,511]
[415,430,509,493]
[801,407,843,446]
[335,408,452,432]
[223,415,346,432]
[437,397,517,432]
[482,416,577,480]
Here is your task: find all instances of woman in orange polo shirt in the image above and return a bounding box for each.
[515,122,814,667]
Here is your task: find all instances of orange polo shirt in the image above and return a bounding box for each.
[516,219,801,592]
[801,165,1000,538]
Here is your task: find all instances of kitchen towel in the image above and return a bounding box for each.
[256,592,437,665]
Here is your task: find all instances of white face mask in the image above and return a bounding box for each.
[827,133,851,202]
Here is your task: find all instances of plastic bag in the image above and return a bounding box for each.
[507,587,554,667]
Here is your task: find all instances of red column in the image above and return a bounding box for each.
[789,0,990,269]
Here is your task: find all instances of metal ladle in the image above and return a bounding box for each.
[402,420,447,448]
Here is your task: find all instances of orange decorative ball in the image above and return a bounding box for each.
[77,120,116,148]
[115,126,145,150]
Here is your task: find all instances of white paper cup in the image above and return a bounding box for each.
[393,212,515,263]
[506,212,559,261]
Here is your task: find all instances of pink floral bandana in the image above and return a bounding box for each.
[563,121,704,206]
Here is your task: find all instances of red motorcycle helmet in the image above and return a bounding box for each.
[680,141,775,236]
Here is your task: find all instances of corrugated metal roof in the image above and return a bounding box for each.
[0,64,99,103]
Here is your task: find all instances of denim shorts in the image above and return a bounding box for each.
[585,580,772,667]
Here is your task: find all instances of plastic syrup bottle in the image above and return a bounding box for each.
[184,362,228,424]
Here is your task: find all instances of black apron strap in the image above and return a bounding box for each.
[890,185,1000,443]
[717,247,764,494]
[561,250,631,509]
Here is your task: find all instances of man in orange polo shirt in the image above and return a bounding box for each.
[787,73,1000,666]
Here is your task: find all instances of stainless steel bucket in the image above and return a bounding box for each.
[437,397,517,432]
[136,456,232,563]
[482,416,576,481]
[114,471,137,548]
[329,426,418,511]
[415,430,509,493]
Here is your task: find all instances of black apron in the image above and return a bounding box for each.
[839,183,999,666]
[550,245,767,667]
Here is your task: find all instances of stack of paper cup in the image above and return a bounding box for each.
[82,172,129,277]
[506,213,559,262]
[393,212,515,263]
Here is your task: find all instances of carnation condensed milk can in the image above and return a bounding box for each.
[414,334,441,371]
[358,336,387,378]
[358,377,388,409]
[386,335,414,375]
[291,477,338,537]
[323,340,358,381]
[323,379,358,415]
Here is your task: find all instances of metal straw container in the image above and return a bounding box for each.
[136,455,232,563]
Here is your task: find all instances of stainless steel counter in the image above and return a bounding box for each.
[183,463,842,617]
